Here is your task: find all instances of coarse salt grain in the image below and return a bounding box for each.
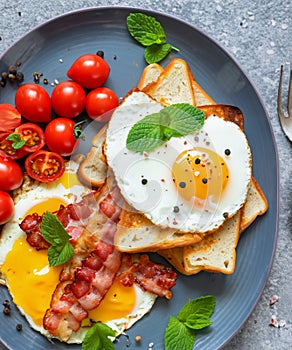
[270,314,279,327]
[269,295,279,306]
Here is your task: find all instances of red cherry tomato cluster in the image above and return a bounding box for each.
[0,52,119,225]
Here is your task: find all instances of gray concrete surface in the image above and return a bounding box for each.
[0,0,291,349]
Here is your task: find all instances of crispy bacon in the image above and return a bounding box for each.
[117,254,177,299]
[19,192,99,249]
[43,178,123,341]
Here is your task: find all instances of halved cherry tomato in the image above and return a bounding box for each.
[24,150,65,183]
[67,54,110,89]
[15,84,52,123]
[0,156,23,191]
[86,87,119,122]
[45,118,81,156]
[0,104,21,139]
[51,81,86,118]
[11,123,45,153]
[0,191,14,225]
[0,135,28,160]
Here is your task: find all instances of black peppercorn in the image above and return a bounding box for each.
[16,323,23,331]
[3,306,10,315]
[179,181,186,188]
[96,50,104,58]
[173,206,179,213]
[225,149,231,156]
[141,178,148,185]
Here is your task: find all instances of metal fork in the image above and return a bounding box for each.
[277,65,292,142]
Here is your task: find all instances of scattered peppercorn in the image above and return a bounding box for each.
[15,71,24,82]
[33,71,43,83]
[135,335,141,342]
[3,300,10,307]
[113,54,117,60]
[179,181,186,188]
[225,149,231,156]
[202,178,208,184]
[43,78,48,84]
[141,178,148,185]
[16,323,22,331]
[3,306,10,315]
[195,157,201,164]
[223,212,229,218]
[0,62,24,87]
[8,65,17,75]
[96,50,104,58]
[173,206,179,213]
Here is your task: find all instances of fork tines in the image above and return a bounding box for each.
[277,65,292,142]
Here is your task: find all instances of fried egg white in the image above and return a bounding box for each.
[105,91,252,233]
[0,158,157,343]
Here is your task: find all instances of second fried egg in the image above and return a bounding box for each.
[105,91,252,233]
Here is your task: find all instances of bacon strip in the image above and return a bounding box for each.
[19,192,99,249]
[117,254,177,299]
[42,179,123,341]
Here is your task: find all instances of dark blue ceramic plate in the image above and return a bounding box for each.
[0,7,278,350]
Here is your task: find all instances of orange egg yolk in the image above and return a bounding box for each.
[2,237,63,327]
[172,147,229,205]
[88,279,136,323]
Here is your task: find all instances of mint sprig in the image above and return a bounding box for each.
[126,103,205,152]
[41,211,74,266]
[164,295,216,350]
[126,12,179,64]
[82,322,116,350]
[6,133,26,149]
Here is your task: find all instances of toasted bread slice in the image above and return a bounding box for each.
[159,210,242,275]
[137,61,215,107]
[192,79,216,106]
[77,125,108,187]
[115,206,202,253]
[241,176,268,231]
[137,63,164,90]
[144,58,196,106]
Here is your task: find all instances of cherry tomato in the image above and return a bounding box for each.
[67,54,110,89]
[25,150,65,183]
[86,87,119,122]
[15,84,52,123]
[0,135,28,160]
[0,157,23,191]
[45,118,81,156]
[13,123,45,153]
[0,104,21,139]
[0,191,14,225]
[51,81,86,118]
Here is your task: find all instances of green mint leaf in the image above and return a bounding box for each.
[6,133,26,149]
[127,12,166,46]
[126,104,205,152]
[178,295,216,322]
[41,212,71,245]
[126,120,165,152]
[47,241,74,267]
[162,104,205,136]
[185,313,212,330]
[82,322,116,350]
[144,43,173,64]
[164,316,196,350]
[41,211,74,266]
